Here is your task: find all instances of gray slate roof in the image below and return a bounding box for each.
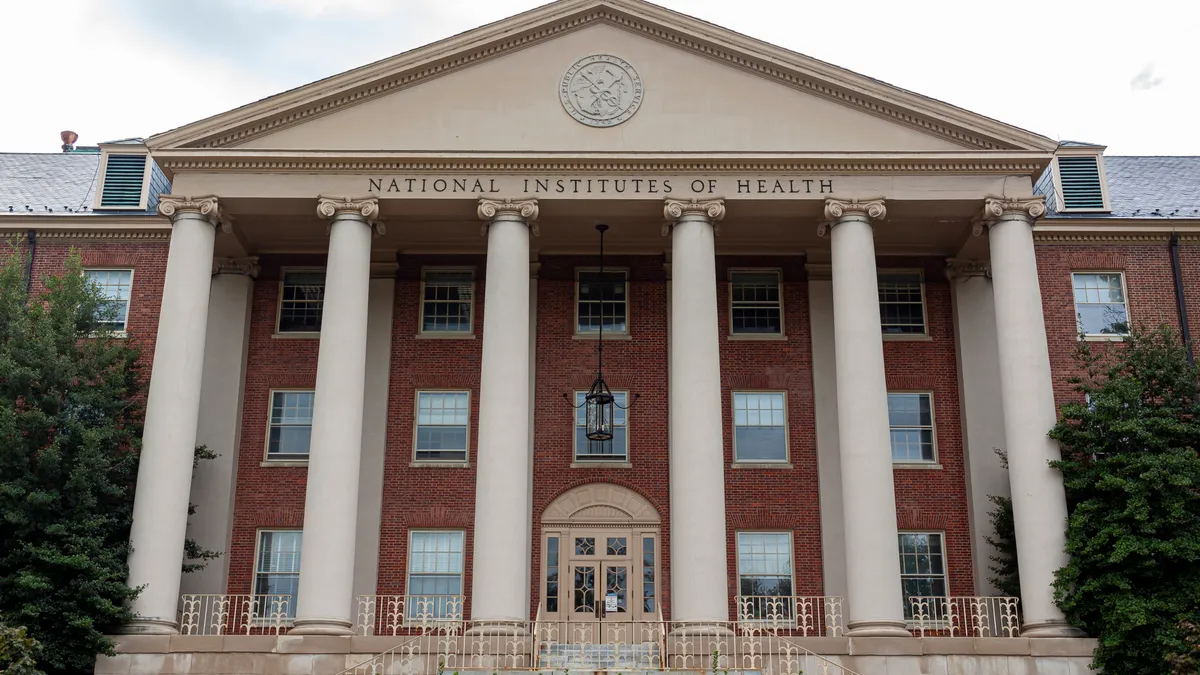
[1039,156,1200,220]
[0,150,169,217]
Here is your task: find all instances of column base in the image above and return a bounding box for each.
[465,620,529,636]
[846,619,912,637]
[1022,620,1087,638]
[118,618,179,635]
[288,617,354,635]
[668,621,734,637]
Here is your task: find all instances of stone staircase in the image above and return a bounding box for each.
[537,641,665,671]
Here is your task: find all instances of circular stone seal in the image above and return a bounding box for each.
[560,54,644,128]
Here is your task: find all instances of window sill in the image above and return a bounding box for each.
[273,332,320,340]
[882,333,933,342]
[893,462,942,471]
[415,332,476,340]
[1080,334,1128,342]
[571,461,632,469]
[410,461,471,468]
[731,462,793,470]
[88,330,128,339]
[727,333,787,341]
[573,333,632,341]
[260,460,309,468]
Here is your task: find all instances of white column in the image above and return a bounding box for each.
[664,198,729,623]
[291,196,379,635]
[946,261,1010,595]
[470,197,537,626]
[182,257,258,599]
[983,197,1083,637]
[125,196,223,634]
[823,197,909,637]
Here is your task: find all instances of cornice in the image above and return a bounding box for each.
[0,219,171,241]
[1033,232,1175,244]
[151,150,1048,176]
[146,0,1054,153]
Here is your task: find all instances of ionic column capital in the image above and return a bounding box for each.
[478,197,539,236]
[158,195,222,227]
[945,259,991,281]
[981,196,1046,226]
[818,197,886,236]
[317,195,384,235]
[212,256,260,278]
[662,198,725,235]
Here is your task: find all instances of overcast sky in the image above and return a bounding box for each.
[1,0,1195,155]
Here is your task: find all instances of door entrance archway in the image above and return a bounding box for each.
[540,484,661,628]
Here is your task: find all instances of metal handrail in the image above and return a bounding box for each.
[334,634,423,675]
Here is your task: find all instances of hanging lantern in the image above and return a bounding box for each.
[584,378,616,441]
[565,223,638,439]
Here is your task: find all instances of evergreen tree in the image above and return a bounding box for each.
[984,449,1021,599]
[0,243,142,674]
[1050,324,1200,674]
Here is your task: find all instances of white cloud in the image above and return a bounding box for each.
[0,0,1195,154]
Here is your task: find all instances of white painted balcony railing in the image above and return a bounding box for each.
[908,595,1021,638]
[735,595,845,636]
[179,594,292,635]
[355,594,463,636]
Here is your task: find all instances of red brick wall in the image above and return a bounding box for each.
[530,255,671,618]
[716,256,823,611]
[377,255,485,614]
[227,256,324,595]
[29,238,168,367]
[220,250,980,616]
[879,258,973,596]
[1036,242,1194,408]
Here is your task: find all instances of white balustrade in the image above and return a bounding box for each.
[179,594,292,635]
[736,595,845,636]
[908,596,1021,637]
[355,595,464,636]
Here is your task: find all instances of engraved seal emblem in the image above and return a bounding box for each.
[560,54,643,127]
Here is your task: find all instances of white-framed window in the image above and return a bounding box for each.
[878,271,926,335]
[254,530,302,618]
[1072,272,1129,336]
[736,532,794,619]
[574,390,629,461]
[576,269,628,335]
[732,391,788,462]
[420,269,474,334]
[898,532,948,619]
[267,390,315,460]
[415,391,469,462]
[730,270,783,335]
[888,392,935,463]
[407,530,465,619]
[84,268,133,332]
[277,270,325,333]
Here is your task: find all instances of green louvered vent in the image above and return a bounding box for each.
[99,154,148,208]
[1058,156,1106,210]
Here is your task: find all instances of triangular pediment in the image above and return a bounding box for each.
[148,0,1055,155]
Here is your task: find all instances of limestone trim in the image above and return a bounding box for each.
[981,196,1046,225]
[944,259,991,281]
[212,257,261,277]
[158,195,222,225]
[151,150,1049,176]
[542,483,661,526]
[146,1,1054,152]
[477,197,540,236]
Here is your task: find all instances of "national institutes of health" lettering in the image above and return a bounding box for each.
[367,175,835,197]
